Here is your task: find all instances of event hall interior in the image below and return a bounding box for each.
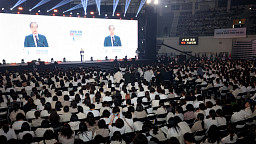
[0,0,256,144]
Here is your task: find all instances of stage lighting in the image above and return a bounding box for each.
[105,14,107,17]
[154,0,158,5]
[70,12,72,14]
[142,27,144,31]
[2,8,4,11]
[47,10,49,12]
[165,5,167,8]
[53,14,56,16]
[38,10,40,12]
[77,12,79,15]
[63,14,65,16]
[116,13,120,16]
[10,8,13,11]
[53,9,58,13]
[147,0,151,4]
[18,7,23,11]
[29,9,32,11]
[36,13,39,15]
[90,11,94,15]
[249,7,252,10]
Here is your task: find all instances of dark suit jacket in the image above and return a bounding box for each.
[104,35,122,47]
[24,34,48,47]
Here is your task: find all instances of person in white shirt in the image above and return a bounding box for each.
[220,129,237,144]
[108,115,125,137]
[161,117,182,143]
[114,70,123,84]
[35,120,54,137]
[204,110,218,130]
[76,123,93,142]
[0,125,17,140]
[12,113,27,130]
[122,112,134,133]
[17,122,35,140]
[216,109,227,126]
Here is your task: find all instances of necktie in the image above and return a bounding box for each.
[35,35,38,47]
[112,36,115,46]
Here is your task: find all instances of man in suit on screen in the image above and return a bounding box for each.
[104,25,122,47]
[24,22,48,47]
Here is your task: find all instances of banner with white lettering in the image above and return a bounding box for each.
[214,28,246,38]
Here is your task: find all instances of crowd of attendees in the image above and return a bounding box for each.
[0,56,256,144]
[176,6,251,37]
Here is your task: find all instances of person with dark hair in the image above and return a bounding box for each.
[35,120,53,137]
[38,129,57,144]
[174,116,191,137]
[12,113,26,130]
[68,114,80,131]
[161,117,182,143]
[149,125,167,142]
[0,135,7,144]
[109,117,125,138]
[133,133,148,144]
[22,133,34,144]
[220,128,237,144]
[133,105,147,120]
[31,111,43,128]
[184,104,195,121]
[110,131,125,144]
[204,109,217,130]
[100,109,111,125]
[191,113,205,133]
[201,125,219,144]
[17,122,35,140]
[216,109,227,126]
[76,123,92,142]
[76,106,86,120]
[184,133,195,144]
[0,124,17,140]
[40,102,51,117]
[60,106,72,122]
[94,119,109,138]
[195,103,206,118]
[10,103,25,122]
[62,95,71,107]
[175,106,184,121]
[58,124,75,144]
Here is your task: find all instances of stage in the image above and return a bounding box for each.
[0,59,153,72]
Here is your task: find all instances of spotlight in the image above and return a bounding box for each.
[47,10,49,12]
[90,11,94,15]
[38,10,40,12]
[249,7,252,10]
[116,13,120,16]
[147,0,151,4]
[29,9,32,12]
[142,27,144,31]
[70,12,72,14]
[99,13,100,16]
[53,9,58,13]
[91,57,93,61]
[142,41,143,44]
[1,8,4,11]
[105,14,107,17]
[154,0,158,5]
[18,7,23,11]
[63,11,65,13]
[10,8,13,11]
[165,5,168,8]
[77,12,79,15]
